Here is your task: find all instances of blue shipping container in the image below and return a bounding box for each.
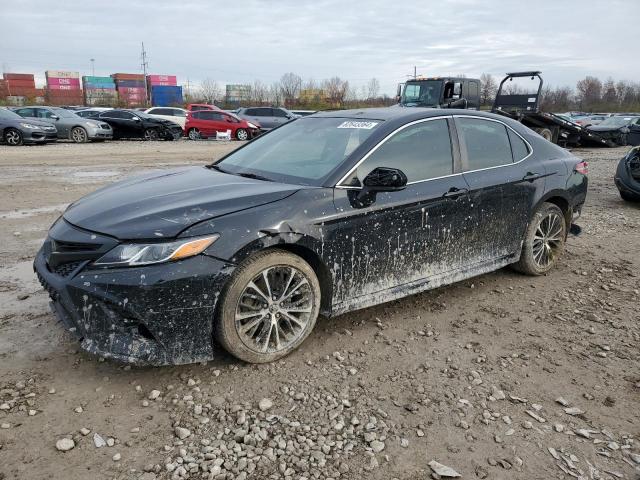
[151,86,183,106]
[115,80,146,88]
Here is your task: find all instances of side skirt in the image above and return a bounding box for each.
[329,253,518,317]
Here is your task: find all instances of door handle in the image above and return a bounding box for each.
[443,187,469,199]
[522,172,542,182]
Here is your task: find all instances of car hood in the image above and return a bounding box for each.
[63,166,302,239]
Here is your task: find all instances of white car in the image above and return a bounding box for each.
[144,107,187,129]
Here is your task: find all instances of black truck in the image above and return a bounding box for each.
[396,71,611,148]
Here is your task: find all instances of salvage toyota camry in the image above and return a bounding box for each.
[35,108,588,365]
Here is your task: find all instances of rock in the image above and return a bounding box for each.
[554,424,564,433]
[80,428,90,436]
[74,406,83,413]
[56,438,75,452]
[148,390,161,400]
[174,426,191,440]
[112,453,121,461]
[525,410,546,423]
[0,423,10,429]
[428,460,461,477]
[576,429,591,439]
[93,433,106,448]
[370,440,385,453]
[491,386,506,400]
[629,453,640,464]
[564,407,584,416]
[555,397,569,406]
[258,398,273,411]
[106,437,115,447]
[28,409,37,416]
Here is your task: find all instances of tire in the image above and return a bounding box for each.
[512,202,567,276]
[188,128,201,141]
[143,128,159,141]
[215,250,321,363]
[4,128,24,146]
[70,126,88,143]
[235,128,249,141]
[538,128,553,142]
[620,190,640,202]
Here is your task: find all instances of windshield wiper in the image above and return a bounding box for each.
[208,164,230,174]
[236,172,273,182]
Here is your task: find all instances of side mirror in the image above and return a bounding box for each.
[51,115,60,120]
[362,167,408,191]
[349,167,407,208]
[133,117,141,121]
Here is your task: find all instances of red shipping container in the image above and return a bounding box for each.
[3,73,35,81]
[47,77,81,87]
[6,79,36,88]
[6,87,37,96]
[117,87,146,94]
[112,73,145,80]
[147,75,177,85]
[47,84,82,91]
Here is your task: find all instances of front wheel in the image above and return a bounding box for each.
[4,128,23,146]
[187,128,201,140]
[620,190,640,202]
[235,128,249,141]
[512,202,566,276]
[215,250,321,363]
[143,128,159,141]
[538,128,553,142]
[70,126,88,143]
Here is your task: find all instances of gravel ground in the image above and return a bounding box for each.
[0,140,638,480]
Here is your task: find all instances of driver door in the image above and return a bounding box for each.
[329,117,473,308]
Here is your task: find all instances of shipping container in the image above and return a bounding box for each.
[82,76,114,84]
[147,74,177,85]
[5,79,36,88]
[117,86,146,94]
[47,84,81,91]
[46,70,80,79]
[151,85,183,106]
[112,73,145,81]
[47,77,81,87]
[115,80,146,88]
[5,88,37,97]
[3,73,35,81]
[84,83,116,90]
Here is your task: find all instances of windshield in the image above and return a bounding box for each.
[599,116,637,127]
[217,117,382,185]
[0,108,22,120]
[51,107,79,119]
[401,80,442,107]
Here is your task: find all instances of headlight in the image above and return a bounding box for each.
[247,122,258,129]
[20,123,41,130]
[94,235,219,267]
[86,121,100,128]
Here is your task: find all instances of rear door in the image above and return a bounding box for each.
[272,108,290,128]
[454,115,541,260]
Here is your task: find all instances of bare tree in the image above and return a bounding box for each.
[322,77,349,106]
[576,76,602,110]
[479,73,497,106]
[268,81,283,106]
[601,77,617,106]
[251,80,269,104]
[366,78,380,100]
[200,78,222,104]
[279,72,302,105]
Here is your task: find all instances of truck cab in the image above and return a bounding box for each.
[397,76,480,109]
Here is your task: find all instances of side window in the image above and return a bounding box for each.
[507,129,530,161]
[458,118,513,170]
[36,109,55,119]
[122,112,137,120]
[342,119,453,186]
[15,108,35,117]
[273,109,288,118]
[245,108,258,116]
[172,109,186,117]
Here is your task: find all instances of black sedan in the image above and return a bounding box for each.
[0,107,58,145]
[34,108,588,365]
[615,146,640,202]
[88,109,182,140]
[587,115,640,146]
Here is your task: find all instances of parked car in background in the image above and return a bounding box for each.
[291,110,317,117]
[0,107,58,146]
[34,108,588,365]
[12,106,113,143]
[235,107,298,131]
[615,146,640,202]
[186,103,222,112]
[587,115,640,146]
[144,107,188,129]
[75,107,113,118]
[185,110,260,140]
[88,109,183,141]
[574,114,609,127]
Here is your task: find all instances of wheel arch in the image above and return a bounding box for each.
[535,190,572,229]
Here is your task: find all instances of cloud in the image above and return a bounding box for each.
[0,0,635,95]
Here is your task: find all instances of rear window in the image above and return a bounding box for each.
[508,129,530,161]
[458,118,513,170]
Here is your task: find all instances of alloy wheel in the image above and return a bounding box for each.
[71,127,87,143]
[188,128,200,140]
[532,212,564,268]
[5,129,22,146]
[236,128,248,141]
[144,128,159,141]
[234,266,315,354]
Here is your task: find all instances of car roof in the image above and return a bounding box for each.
[308,107,509,122]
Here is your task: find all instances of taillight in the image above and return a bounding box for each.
[574,161,589,175]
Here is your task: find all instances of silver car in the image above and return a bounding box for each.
[235,107,298,131]
[12,106,113,142]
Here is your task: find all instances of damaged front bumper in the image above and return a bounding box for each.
[34,247,234,366]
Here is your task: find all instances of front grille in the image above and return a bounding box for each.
[52,261,84,277]
[52,239,101,253]
[36,271,58,300]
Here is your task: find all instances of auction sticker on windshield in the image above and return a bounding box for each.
[337,121,379,129]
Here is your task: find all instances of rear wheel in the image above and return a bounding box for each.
[215,250,321,363]
[513,202,566,275]
[70,126,88,143]
[143,128,159,141]
[188,128,201,140]
[538,128,553,142]
[235,128,249,141]
[4,128,23,146]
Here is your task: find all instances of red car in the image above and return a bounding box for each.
[185,110,260,141]
[186,103,222,112]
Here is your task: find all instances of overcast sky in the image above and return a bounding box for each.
[0,0,636,95]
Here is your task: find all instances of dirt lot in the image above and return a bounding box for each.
[0,140,638,480]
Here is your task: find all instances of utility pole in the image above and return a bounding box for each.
[90,58,95,76]
[414,66,417,80]
[140,42,149,106]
